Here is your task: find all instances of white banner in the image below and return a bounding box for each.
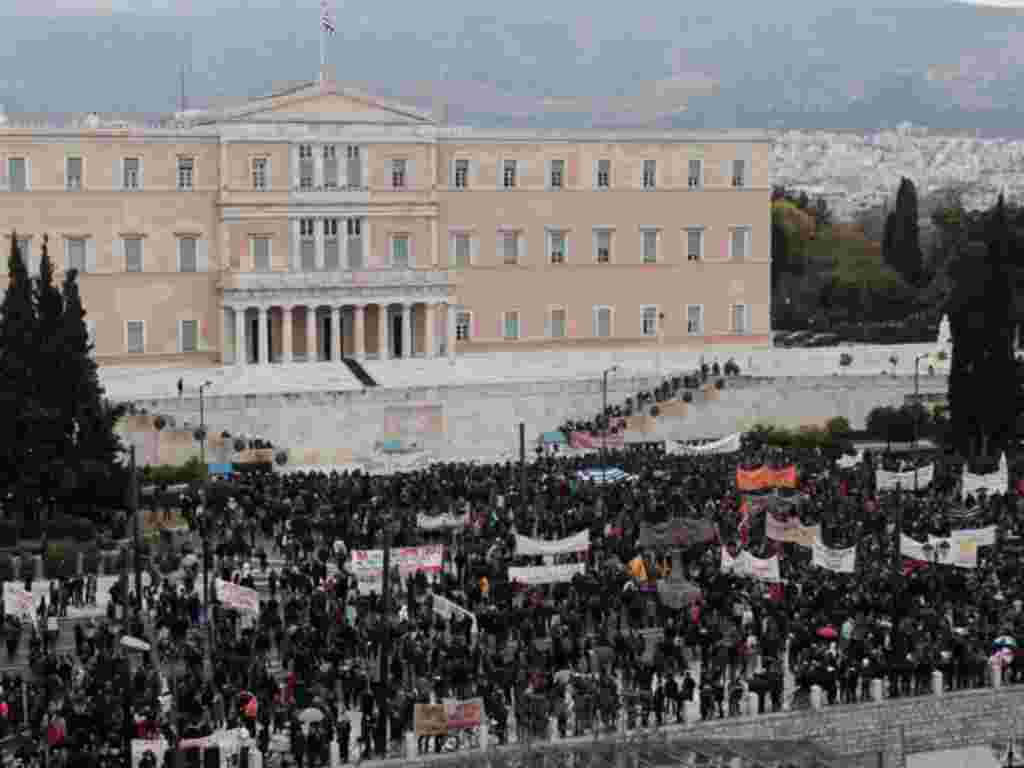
[666,433,743,456]
[508,563,585,585]
[876,463,934,491]
[515,530,590,557]
[836,451,864,469]
[131,729,250,768]
[417,512,468,530]
[720,548,781,582]
[811,542,857,573]
[432,592,478,634]
[3,582,34,621]
[350,545,444,595]
[955,525,997,548]
[215,579,260,613]
[900,533,978,569]
[961,454,1008,500]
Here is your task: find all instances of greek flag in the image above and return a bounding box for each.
[577,468,635,484]
[320,0,336,34]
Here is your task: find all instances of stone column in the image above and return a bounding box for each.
[353,304,366,359]
[256,307,268,365]
[446,302,457,362]
[331,306,342,362]
[378,304,390,360]
[424,303,435,358]
[401,302,412,358]
[315,217,325,271]
[234,307,247,366]
[281,306,293,363]
[313,145,324,189]
[306,305,317,362]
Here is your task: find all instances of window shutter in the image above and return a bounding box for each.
[0,155,7,191]
[177,321,184,354]
[197,239,209,272]
[406,159,414,189]
[113,237,124,269]
[545,160,552,190]
[497,160,504,190]
[518,232,527,262]
[64,239,70,271]
[116,158,124,190]
[470,235,479,266]
[564,232,571,262]
[448,159,455,187]
[518,160,528,188]
[721,159,731,186]
[248,237,255,270]
[406,235,414,267]
[23,158,31,191]
[138,158,145,190]
[360,147,369,188]
[448,234,456,266]
[290,145,298,190]
[264,158,271,190]
[362,219,370,266]
[85,239,96,273]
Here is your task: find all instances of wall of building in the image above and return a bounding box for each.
[120,373,947,466]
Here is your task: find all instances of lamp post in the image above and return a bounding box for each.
[912,353,929,493]
[376,517,397,758]
[601,366,619,484]
[198,380,213,469]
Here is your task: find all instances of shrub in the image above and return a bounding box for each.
[826,417,852,437]
[839,353,853,367]
[682,392,693,403]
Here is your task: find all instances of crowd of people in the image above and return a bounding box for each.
[1,411,1022,768]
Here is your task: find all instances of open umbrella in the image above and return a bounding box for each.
[816,626,838,640]
[298,708,324,724]
[994,635,1017,649]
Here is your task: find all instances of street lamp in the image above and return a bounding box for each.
[198,381,213,468]
[912,353,929,493]
[601,366,619,483]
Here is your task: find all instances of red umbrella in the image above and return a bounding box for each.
[816,626,838,640]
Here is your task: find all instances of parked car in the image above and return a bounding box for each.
[805,333,840,347]
[780,331,814,347]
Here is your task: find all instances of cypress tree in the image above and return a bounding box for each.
[883,178,925,287]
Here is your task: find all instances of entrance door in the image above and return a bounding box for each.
[392,314,403,358]
[321,315,332,361]
[249,316,259,363]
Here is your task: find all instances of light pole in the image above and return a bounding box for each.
[601,366,619,483]
[912,353,929,493]
[198,380,213,469]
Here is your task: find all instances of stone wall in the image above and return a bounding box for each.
[123,373,948,466]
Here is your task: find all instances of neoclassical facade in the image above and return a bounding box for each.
[0,70,772,368]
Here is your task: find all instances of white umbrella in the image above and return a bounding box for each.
[120,636,151,653]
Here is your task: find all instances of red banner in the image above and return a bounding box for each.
[736,466,799,491]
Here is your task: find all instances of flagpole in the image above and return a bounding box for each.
[320,9,326,81]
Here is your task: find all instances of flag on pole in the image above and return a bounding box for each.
[320,0,336,34]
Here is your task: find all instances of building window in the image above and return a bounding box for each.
[126,321,145,354]
[323,220,340,270]
[549,159,564,189]
[503,311,520,340]
[453,159,469,189]
[593,306,612,338]
[65,157,83,191]
[642,160,657,189]
[501,231,519,265]
[323,145,338,189]
[503,160,517,189]
[178,237,197,272]
[346,145,362,189]
[730,227,750,261]
[455,310,472,341]
[548,230,566,264]
[641,229,658,264]
[688,159,702,189]
[732,304,749,334]
[298,145,314,191]
[549,308,566,339]
[391,234,410,268]
[391,159,407,189]
[252,236,271,271]
[180,320,198,353]
[594,229,612,264]
[298,218,316,271]
[687,305,703,335]
[732,159,746,188]
[124,237,143,273]
[596,159,610,189]
[123,158,140,190]
[346,217,363,269]
[641,306,658,337]
[252,158,268,190]
[66,238,87,272]
[8,158,26,192]
[453,234,471,268]
[177,157,194,191]
[687,229,703,262]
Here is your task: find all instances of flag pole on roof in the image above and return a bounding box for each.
[319,0,335,83]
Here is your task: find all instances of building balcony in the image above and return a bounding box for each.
[289,184,371,206]
[220,267,453,295]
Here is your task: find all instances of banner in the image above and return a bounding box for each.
[413,699,484,737]
[736,466,799,491]
[836,451,864,469]
[876,464,934,491]
[3,583,33,621]
[665,433,742,456]
[417,512,468,530]
[432,593,477,634]
[900,533,977,568]
[569,429,625,450]
[414,704,448,737]
[720,548,781,582]
[961,454,1008,500]
[576,468,635,484]
[955,525,997,548]
[811,542,857,573]
[215,579,259,613]
[509,563,585,585]
[350,545,444,595]
[765,515,821,547]
[515,530,590,557]
[637,519,717,549]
